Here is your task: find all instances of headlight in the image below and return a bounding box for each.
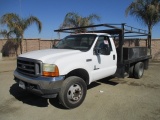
[42,64,59,77]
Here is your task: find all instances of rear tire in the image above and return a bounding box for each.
[59,76,87,109]
[134,62,144,79]
[129,65,134,78]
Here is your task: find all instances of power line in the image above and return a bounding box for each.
[19,0,22,16]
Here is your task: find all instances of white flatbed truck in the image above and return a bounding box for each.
[14,23,152,108]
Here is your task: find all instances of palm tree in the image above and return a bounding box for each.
[60,12,100,33]
[0,30,8,55]
[0,29,20,56]
[125,0,160,49]
[0,13,42,54]
[0,30,9,39]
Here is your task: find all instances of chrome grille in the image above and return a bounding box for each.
[17,57,42,77]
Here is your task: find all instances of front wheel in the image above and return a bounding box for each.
[59,76,87,109]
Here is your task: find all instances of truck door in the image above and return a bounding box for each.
[91,35,117,81]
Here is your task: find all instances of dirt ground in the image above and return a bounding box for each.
[0,58,160,120]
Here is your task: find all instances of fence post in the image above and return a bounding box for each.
[26,39,27,52]
[39,39,40,50]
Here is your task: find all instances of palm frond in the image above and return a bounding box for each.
[125,0,160,28]
[0,12,42,54]
[0,29,8,38]
[0,13,21,29]
[61,12,100,32]
[25,16,42,33]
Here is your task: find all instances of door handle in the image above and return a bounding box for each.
[113,55,115,60]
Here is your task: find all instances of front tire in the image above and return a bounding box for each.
[59,76,87,109]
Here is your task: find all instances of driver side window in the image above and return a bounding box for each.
[96,36,111,48]
[95,37,104,49]
[94,36,112,54]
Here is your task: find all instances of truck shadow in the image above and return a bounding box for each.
[49,98,67,109]
[9,83,56,108]
[9,83,66,109]
[88,76,119,89]
[10,77,120,109]
[98,76,120,85]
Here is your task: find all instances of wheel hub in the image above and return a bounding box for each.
[67,84,82,102]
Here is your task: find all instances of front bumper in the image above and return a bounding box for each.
[14,70,65,98]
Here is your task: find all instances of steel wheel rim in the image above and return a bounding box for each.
[67,84,83,103]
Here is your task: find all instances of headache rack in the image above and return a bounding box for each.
[54,23,151,63]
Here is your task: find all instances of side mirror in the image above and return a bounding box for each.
[94,48,101,55]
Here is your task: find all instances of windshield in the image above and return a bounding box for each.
[54,34,97,51]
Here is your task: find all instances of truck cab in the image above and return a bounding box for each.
[54,33,117,82]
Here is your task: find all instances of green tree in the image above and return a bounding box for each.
[60,12,100,33]
[0,13,42,54]
[125,0,160,48]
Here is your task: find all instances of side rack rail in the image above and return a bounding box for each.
[54,23,151,62]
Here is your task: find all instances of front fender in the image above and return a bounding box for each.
[58,62,92,82]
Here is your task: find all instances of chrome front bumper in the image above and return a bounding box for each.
[14,70,65,98]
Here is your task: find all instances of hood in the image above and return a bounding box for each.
[19,49,81,63]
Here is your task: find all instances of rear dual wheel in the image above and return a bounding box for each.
[129,62,144,79]
[129,65,134,78]
[134,62,144,79]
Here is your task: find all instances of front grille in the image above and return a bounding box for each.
[17,57,42,77]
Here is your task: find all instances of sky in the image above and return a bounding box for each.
[0,0,160,39]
